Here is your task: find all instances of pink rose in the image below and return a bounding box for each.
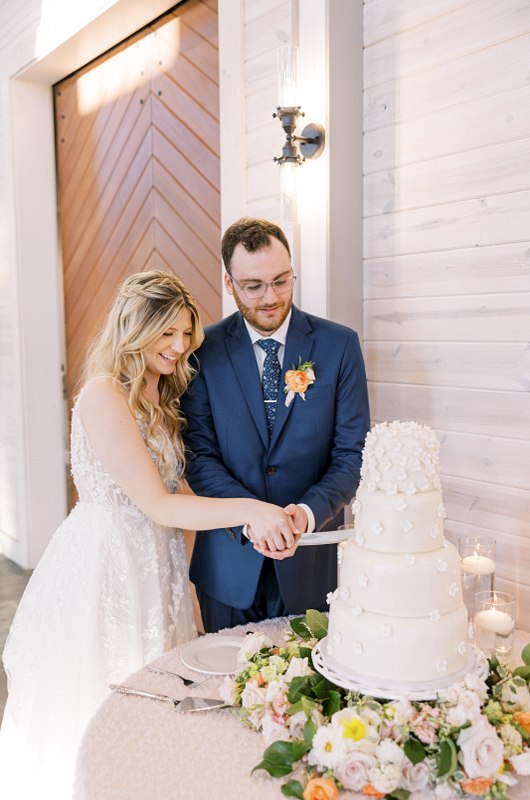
[457,718,504,779]
[401,761,431,793]
[334,750,376,791]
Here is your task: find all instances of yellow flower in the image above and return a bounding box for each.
[341,717,366,741]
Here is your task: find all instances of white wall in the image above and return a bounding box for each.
[363,0,530,628]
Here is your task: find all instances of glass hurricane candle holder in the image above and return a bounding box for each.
[474,590,515,661]
[458,535,496,623]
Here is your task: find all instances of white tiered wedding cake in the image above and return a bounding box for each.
[326,420,469,691]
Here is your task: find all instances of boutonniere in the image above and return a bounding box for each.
[283,358,316,407]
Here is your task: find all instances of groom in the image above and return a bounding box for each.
[181,217,370,633]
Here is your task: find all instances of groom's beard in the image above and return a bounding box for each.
[232,290,292,335]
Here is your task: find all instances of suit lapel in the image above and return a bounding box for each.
[225,315,269,448]
[270,307,315,450]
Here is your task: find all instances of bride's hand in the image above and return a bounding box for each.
[247,502,298,552]
[253,531,302,560]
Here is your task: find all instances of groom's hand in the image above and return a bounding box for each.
[284,503,308,534]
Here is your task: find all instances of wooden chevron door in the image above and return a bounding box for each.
[54,0,220,404]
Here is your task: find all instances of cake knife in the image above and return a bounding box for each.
[109,684,229,712]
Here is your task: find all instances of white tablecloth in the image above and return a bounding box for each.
[74,622,530,800]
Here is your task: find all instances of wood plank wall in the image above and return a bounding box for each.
[363,0,530,628]
[243,0,294,221]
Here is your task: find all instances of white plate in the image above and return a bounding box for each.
[180,635,246,675]
[299,529,355,547]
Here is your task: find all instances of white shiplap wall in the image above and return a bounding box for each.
[363,0,530,628]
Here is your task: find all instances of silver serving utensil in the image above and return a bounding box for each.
[109,684,230,713]
[173,696,230,713]
[109,683,181,707]
[145,665,206,687]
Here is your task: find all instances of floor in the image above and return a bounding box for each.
[0,555,32,722]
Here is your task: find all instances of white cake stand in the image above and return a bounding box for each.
[312,637,489,701]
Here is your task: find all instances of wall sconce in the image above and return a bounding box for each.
[274,46,325,225]
[273,45,325,166]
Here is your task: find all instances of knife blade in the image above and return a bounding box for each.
[174,696,230,713]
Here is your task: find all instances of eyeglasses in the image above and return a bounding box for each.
[229,273,297,300]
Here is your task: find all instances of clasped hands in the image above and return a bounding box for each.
[247,503,307,560]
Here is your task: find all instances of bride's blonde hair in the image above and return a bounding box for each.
[82,270,204,475]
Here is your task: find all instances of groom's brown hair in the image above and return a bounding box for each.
[221,217,291,275]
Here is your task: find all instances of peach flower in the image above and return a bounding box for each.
[514,711,530,734]
[285,369,311,393]
[303,777,339,800]
[362,784,385,798]
[459,777,494,795]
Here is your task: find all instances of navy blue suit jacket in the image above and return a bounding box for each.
[180,305,370,613]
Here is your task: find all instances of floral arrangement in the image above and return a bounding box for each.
[284,358,316,407]
[220,611,530,800]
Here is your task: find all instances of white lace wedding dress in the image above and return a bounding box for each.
[0,394,197,799]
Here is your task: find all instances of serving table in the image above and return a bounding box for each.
[74,620,530,800]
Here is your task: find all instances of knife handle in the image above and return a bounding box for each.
[109,683,176,704]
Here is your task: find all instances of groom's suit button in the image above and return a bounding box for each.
[266,466,276,476]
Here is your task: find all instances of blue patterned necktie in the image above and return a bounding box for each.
[257,338,281,436]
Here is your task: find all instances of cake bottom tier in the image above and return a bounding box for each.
[328,599,468,685]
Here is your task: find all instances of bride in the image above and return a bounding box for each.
[0,271,298,799]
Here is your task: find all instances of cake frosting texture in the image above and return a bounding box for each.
[327,420,468,688]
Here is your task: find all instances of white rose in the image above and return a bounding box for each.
[368,761,402,794]
[287,708,326,741]
[434,783,456,800]
[334,750,376,791]
[445,706,467,728]
[409,791,437,800]
[392,697,414,725]
[284,656,313,681]
[455,689,483,723]
[401,760,431,793]
[241,682,267,711]
[236,633,273,666]
[261,712,290,745]
[500,681,530,712]
[464,674,489,700]
[218,675,235,705]
[265,679,287,703]
[510,751,530,775]
[376,738,405,765]
[457,718,504,779]
[499,723,523,757]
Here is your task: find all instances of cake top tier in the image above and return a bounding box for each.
[360,420,441,494]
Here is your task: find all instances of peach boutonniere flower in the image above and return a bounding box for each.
[284,358,315,407]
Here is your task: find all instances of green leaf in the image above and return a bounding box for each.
[437,737,458,777]
[299,646,313,660]
[388,790,410,800]
[404,737,426,765]
[252,759,293,778]
[290,617,312,640]
[252,740,308,777]
[305,609,328,640]
[287,676,313,703]
[304,717,317,746]
[522,643,530,666]
[281,780,305,799]
[323,689,341,717]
